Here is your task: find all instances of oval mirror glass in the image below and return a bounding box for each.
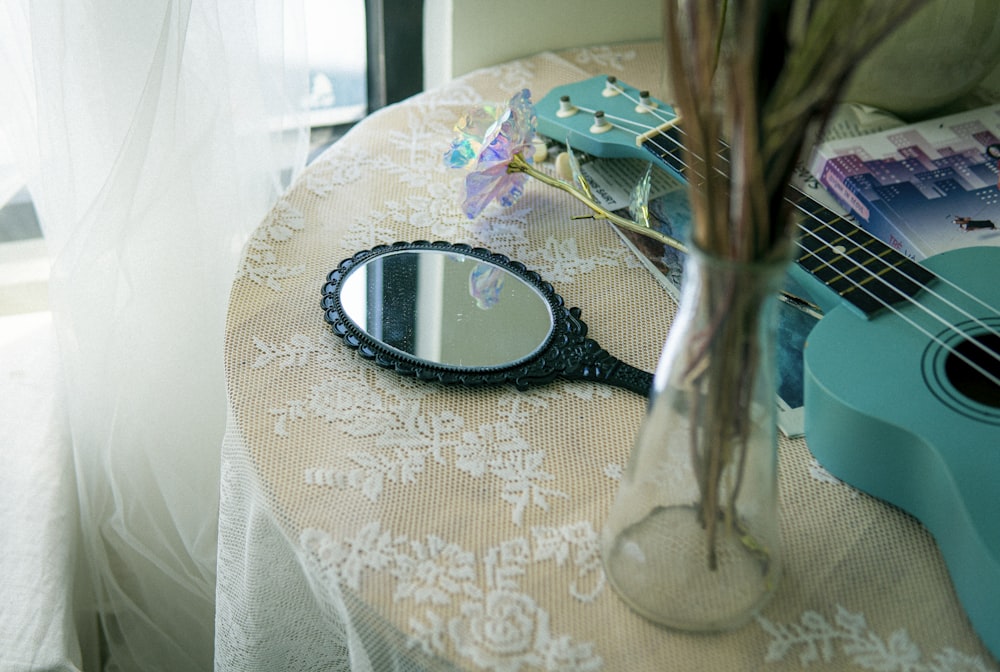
[338,249,554,369]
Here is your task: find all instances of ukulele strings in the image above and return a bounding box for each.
[587,84,1000,329]
[608,93,1000,387]
[563,89,1000,388]
[649,123,1000,386]
[585,91,1000,326]
[594,87,1000,327]
[642,107,1000,388]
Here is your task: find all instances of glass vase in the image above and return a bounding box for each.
[601,247,786,632]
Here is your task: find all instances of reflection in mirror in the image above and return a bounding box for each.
[339,250,554,369]
[322,241,653,395]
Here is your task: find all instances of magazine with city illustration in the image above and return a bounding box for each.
[808,104,1000,261]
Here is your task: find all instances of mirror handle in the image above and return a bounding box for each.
[562,339,653,397]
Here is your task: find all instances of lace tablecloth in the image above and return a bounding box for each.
[217,42,998,671]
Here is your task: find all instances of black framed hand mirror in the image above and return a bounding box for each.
[321,241,652,395]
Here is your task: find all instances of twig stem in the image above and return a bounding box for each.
[507,153,689,254]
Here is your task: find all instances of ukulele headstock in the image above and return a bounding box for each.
[535,75,679,161]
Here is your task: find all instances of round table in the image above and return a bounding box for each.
[216,41,998,671]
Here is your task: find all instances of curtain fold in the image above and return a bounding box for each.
[0,1,309,669]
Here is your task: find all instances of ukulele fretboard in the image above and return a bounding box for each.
[792,192,936,316]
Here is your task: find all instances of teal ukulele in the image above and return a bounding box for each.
[537,76,1000,656]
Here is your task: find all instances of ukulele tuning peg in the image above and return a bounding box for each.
[590,110,612,134]
[531,137,549,162]
[636,90,658,114]
[556,95,578,118]
[602,75,621,97]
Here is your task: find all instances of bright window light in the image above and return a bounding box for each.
[305,0,368,127]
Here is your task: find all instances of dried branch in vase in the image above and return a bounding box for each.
[664,0,929,263]
[660,0,930,570]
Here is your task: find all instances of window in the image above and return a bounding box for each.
[305,0,368,128]
[0,2,424,245]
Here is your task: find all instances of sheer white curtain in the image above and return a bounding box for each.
[0,1,309,669]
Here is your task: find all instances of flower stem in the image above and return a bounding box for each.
[507,154,689,254]
[507,154,824,320]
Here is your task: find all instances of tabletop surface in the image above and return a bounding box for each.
[220,41,999,671]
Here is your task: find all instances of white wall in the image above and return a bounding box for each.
[423,0,662,89]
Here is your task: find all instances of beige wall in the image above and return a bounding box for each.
[423,0,662,89]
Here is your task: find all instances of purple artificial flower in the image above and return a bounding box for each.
[444,89,537,219]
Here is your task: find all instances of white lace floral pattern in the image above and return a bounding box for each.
[254,330,596,524]
[237,200,306,291]
[758,607,997,672]
[300,522,604,672]
[569,46,637,73]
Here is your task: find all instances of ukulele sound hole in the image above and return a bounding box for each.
[944,333,1000,409]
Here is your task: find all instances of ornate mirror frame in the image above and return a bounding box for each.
[321,241,652,395]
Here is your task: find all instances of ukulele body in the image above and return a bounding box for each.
[802,245,1000,651]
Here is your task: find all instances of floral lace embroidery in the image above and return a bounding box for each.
[531,522,605,602]
[253,333,579,525]
[757,606,996,671]
[236,199,306,291]
[341,204,408,252]
[305,145,393,196]
[570,46,637,73]
[343,188,632,292]
[480,60,538,97]
[300,522,604,672]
